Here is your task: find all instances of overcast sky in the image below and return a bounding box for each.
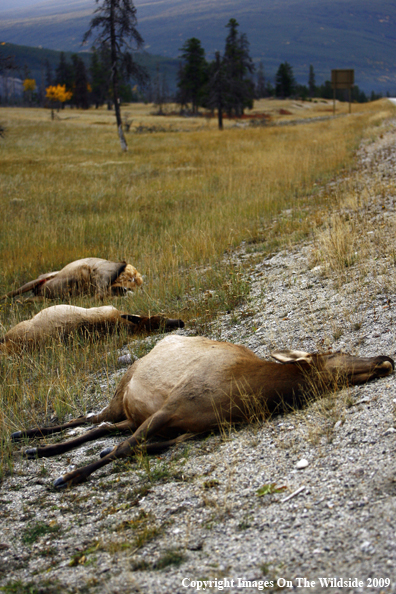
[0,0,92,11]
[0,0,42,8]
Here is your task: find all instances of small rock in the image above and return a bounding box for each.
[187,540,203,551]
[361,541,374,553]
[355,396,370,405]
[117,354,134,367]
[296,459,309,469]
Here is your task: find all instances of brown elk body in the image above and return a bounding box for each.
[0,305,184,354]
[1,258,143,300]
[12,335,394,488]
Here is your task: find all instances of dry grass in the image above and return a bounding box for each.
[310,119,396,284]
[0,99,389,292]
[0,98,394,475]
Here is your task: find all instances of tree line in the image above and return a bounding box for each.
[177,33,382,129]
[176,18,255,129]
[27,46,146,111]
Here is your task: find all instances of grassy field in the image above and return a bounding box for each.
[0,98,394,475]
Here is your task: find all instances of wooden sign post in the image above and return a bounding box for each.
[331,69,354,115]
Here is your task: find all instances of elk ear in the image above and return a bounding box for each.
[120,314,142,326]
[271,350,313,363]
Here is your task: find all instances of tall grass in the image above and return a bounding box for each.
[1,101,389,293]
[0,99,393,475]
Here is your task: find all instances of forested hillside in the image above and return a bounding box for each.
[0,42,179,94]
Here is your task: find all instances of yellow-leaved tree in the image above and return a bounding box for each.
[46,85,73,120]
[23,78,36,105]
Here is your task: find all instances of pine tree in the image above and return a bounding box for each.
[153,64,169,114]
[83,0,147,151]
[308,64,316,98]
[275,62,296,98]
[176,61,189,110]
[90,46,109,108]
[207,51,226,130]
[72,54,90,109]
[177,37,208,114]
[45,59,53,88]
[223,18,254,117]
[55,52,73,90]
[0,53,18,105]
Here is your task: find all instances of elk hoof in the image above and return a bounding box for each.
[379,359,394,375]
[100,447,113,458]
[24,448,37,459]
[11,431,23,441]
[53,477,68,489]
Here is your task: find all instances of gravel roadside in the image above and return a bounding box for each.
[1,118,396,594]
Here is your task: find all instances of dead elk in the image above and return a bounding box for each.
[1,258,143,300]
[0,304,184,354]
[12,335,394,488]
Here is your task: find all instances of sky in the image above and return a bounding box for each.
[0,0,41,8]
[0,0,92,11]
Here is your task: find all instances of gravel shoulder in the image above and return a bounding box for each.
[1,118,396,594]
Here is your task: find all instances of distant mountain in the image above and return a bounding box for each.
[0,0,395,92]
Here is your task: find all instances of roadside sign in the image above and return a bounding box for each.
[331,69,355,114]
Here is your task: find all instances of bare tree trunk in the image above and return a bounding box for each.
[218,106,223,130]
[110,0,128,152]
[118,123,128,151]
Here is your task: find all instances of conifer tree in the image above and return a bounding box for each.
[177,37,208,114]
[223,18,254,117]
[207,51,226,130]
[45,59,53,88]
[256,62,266,99]
[275,62,296,98]
[90,47,108,108]
[72,54,90,109]
[55,52,73,90]
[154,64,169,114]
[308,64,316,98]
[83,0,146,151]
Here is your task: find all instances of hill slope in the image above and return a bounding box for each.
[0,0,395,92]
[0,42,180,94]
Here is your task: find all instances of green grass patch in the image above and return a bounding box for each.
[21,521,61,546]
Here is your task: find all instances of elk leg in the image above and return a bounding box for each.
[12,417,94,441]
[53,433,192,489]
[24,419,136,459]
[12,397,127,442]
[0,278,46,301]
[54,409,173,487]
[99,431,193,458]
[143,433,192,453]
